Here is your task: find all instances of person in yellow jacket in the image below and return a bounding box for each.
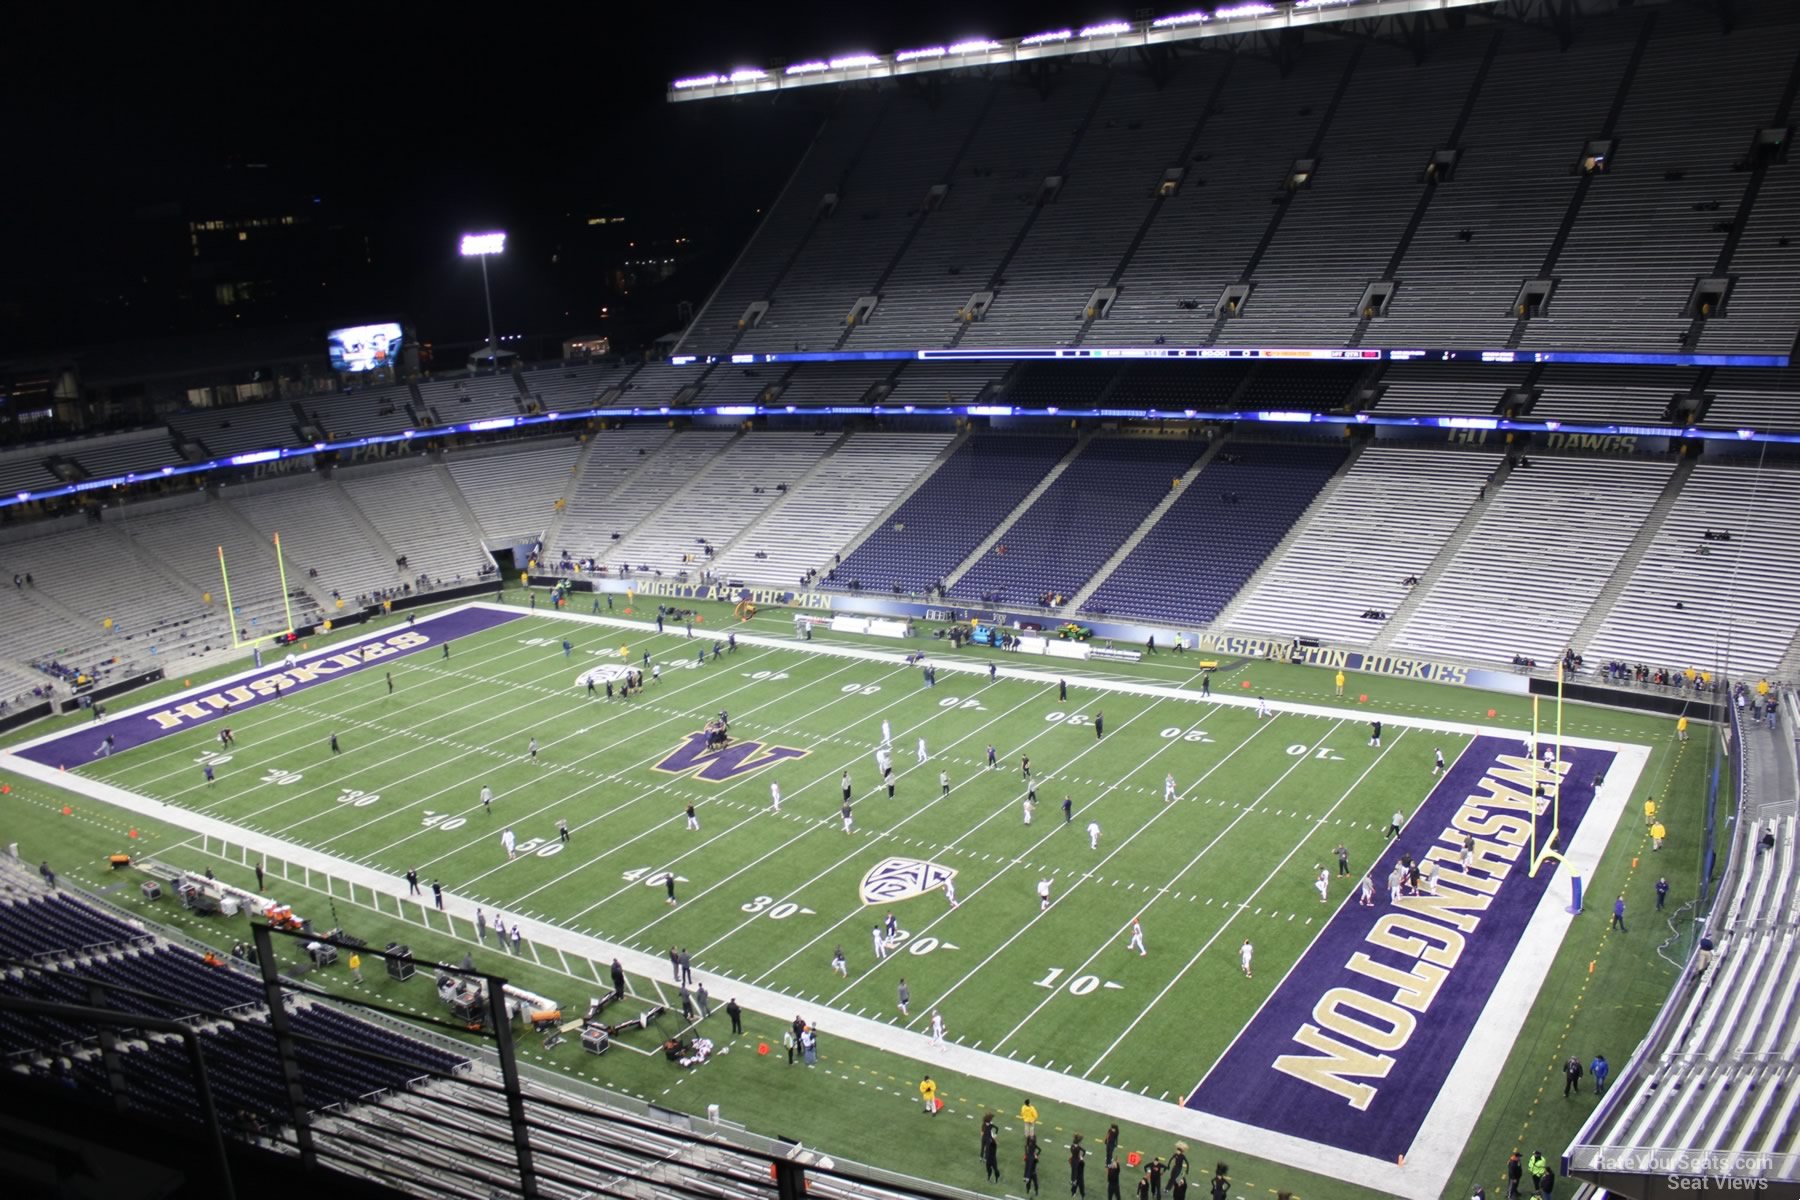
[1020,1098,1039,1138]
[920,1076,938,1115]
[1644,797,1657,827]
[1334,670,1346,697]
[1677,716,1689,742]
[1652,821,1666,852]
[348,952,363,983]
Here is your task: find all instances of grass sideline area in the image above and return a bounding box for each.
[1,588,1710,1199]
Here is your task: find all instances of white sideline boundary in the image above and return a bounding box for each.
[1,601,1651,1200]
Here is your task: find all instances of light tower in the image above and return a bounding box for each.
[459,231,506,364]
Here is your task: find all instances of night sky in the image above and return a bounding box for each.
[4,1,1103,358]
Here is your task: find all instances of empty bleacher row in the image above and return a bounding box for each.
[0,876,470,1131]
[833,435,1077,596]
[0,861,990,1200]
[1585,462,1800,677]
[674,1,1800,360]
[711,432,958,587]
[1225,445,1501,645]
[7,411,1800,700]
[1082,441,1349,626]
[952,436,1209,608]
[1572,810,1800,1186]
[1388,455,1677,666]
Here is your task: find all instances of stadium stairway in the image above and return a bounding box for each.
[537,435,596,552]
[431,458,495,553]
[1062,439,1224,615]
[1207,441,1369,631]
[1565,457,1694,654]
[829,88,1001,354]
[824,429,970,566]
[940,433,1093,590]
[1502,10,1657,351]
[100,519,223,622]
[1199,45,1364,348]
[1777,627,1800,685]
[703,430,852,568]
[214,490,321,609]
[944,74,1116,351]
[1073,61,1239,348]
[603,430,748,566]
[1367,454,1517,651]
[1347,30,1503,349]
[328,478,408,574]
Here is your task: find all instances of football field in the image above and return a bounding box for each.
[6,602,1654,1198]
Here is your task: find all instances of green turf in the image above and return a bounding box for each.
[2,590,1715,1199]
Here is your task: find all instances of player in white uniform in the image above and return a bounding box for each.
[1433,748,1446,776]
[881,720,892,748]
[501,828,517,859]
[770,782,782,812]
[1315,866,1330,904]
[1359,876,1375,907]
[917,737,928,764]
[1087,820,1101,850]
[1037,878,1052,911]
[1127,918,1146,956]
[871,926,887,960]
[1023,795,1035,825]
[875,746,891,775]
[1257,696,1271,719]
[1164,773,1177,803]
[942,877,958,908]
[1240,939,1254,978]
[930,1010,946,1049]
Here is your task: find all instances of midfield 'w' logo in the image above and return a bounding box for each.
[652,732,809,783]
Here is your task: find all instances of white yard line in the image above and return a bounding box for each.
[624,679,1053,948]
[922,718,1346,1036]
[2,602,1653,1200]
[993,720,1372,1055]
[1083,729,1411,1074]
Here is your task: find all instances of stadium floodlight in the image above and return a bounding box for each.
[672,73,723,89]
[896,46,948,62]
[459,231,506,365]
[1079,20,1133,37]
[785,60,829,75]
[727,67,767,82]
[1151,10,1211,28]
[1020,28,1074,46]
[948,38,1003,54]
[828,53,884,69]
[1213,2,1278,16]
[460,232,505,257]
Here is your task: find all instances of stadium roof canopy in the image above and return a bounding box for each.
[666,0,1660,102]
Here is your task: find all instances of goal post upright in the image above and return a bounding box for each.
[216,534,300,650]
[1528,665,1567,878]
[272,531,298,637]
[1529,693,1541,876]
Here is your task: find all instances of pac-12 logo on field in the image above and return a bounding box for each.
[859,857,958,906]
[652,733,809,784]
[576,665,632,688]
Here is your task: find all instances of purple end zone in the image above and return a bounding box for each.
[1186,735,1618,1160]
[12,607,525,766]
